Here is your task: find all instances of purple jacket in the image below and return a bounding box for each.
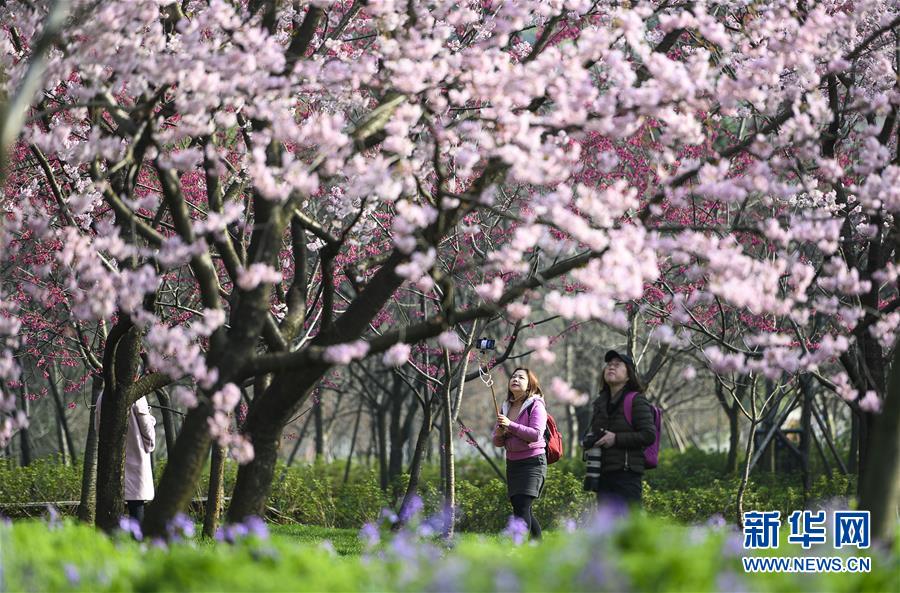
[492,396,547,461]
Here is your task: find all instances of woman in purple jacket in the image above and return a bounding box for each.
[493,367,547,540]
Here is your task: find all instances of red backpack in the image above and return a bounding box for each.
[544,412,564,464]
[527,401,563,464]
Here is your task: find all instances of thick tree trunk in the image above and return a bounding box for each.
[95,322,142,532]
[226,253,406,522]
[143,401,214,536]
[859,344,900,542]
[227,371,322,522]
[76,375,103,523]
[203,443,227,538]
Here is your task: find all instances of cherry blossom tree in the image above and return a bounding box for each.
[1,0,898,540]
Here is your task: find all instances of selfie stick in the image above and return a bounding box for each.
[478,350,500,415]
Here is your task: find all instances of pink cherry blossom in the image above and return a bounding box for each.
[323,340,370,365]
[525,336,556,364]
[549,377,588,407]
[859,391,883,413]
[237,264,283,291]
[382,343,411,367]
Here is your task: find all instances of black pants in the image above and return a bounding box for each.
[510,494,542,540]
[126,500,145,522]
[596,470,643,507]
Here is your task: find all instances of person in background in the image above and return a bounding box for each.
[585,350,655,507]
[95,395,156,521]
[492,367,547,540]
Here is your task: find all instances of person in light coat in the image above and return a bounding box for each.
[95,395,156,521]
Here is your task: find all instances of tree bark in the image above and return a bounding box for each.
[156,389,177,455]
[143,401,214,536]
[48,365,76,464]
[859,343,900,542]
[343,400,363,485]
[203,443,227,538]
[76,374,103,523]
[95,320,142,532]
[848,411,859,474]
[799,374,813,500]
[398,390,433,525]
[314,396,325,460]
[716,379,741,474]
[440,351,455,538]
[376,404,389,490]
[17,386,31,467]
[227,369,323,522]
[737,415,758,527]
[388,374,407,485]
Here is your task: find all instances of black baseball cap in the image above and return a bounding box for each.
[604,349,635,368]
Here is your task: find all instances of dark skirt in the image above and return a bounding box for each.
[506,454,547,498]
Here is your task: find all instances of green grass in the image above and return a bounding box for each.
[269,524,362,555]
[269,523,508,556]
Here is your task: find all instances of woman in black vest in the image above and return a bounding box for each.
[585,349,656,507]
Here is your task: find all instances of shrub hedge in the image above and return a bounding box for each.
[0,449,856,529]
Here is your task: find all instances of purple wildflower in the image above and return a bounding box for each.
[390,531,418,561]
[379,508,399,525]
[118,516,143,541]
[494,569,521,592]
[63,563,80,586]
[235,522,251,539]
[722,532,744,558]
[216,522,250,544]
[586,501,627,538]
[150,537,168,550]
[502,516,529,545]
[319,539,336,556]
[359,522,380,547]
[46,505,61,530]
[578,559,608,588]
[399,495,424,523]
[166,513,195,541]
[420,504,453,537]
[426,558,466,592]
[244,516,269,540]
[706,513,727,529]
[715,570,748,593]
